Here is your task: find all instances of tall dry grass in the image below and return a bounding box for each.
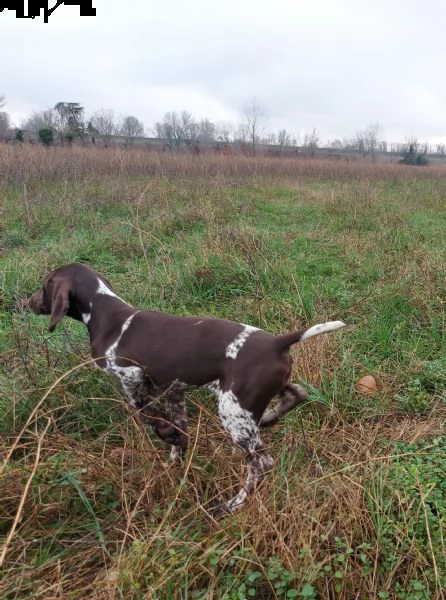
[1,147,445,598]
[1,143,446,186]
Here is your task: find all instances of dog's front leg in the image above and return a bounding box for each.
[165,385,189,460]
[122,376,188,460]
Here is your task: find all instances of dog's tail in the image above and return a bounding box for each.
[275,320,346,352]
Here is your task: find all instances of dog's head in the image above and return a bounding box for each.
[29,263,113,332]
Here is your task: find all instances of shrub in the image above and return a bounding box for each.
[15,128,24,142]
[38,127,54,146]
[399,144,429,166]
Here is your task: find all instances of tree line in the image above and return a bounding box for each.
[1,95,444,159]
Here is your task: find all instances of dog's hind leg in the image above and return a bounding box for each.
[259,383,309,427]
[212,388,274,516]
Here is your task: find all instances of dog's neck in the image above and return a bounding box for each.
[72,275,136,344]
[89,295,136,352]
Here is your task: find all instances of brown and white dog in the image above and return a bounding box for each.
[29,263,345,515]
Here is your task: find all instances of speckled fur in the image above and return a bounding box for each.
[29,263,346,517]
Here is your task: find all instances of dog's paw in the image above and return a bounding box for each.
[206,503,232,521]
[259,408,278,427]
[169,445,185,462]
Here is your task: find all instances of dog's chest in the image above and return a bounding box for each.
[103,343,144,386]
[93,313,146,387]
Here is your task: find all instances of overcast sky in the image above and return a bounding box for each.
[1,0,446,144]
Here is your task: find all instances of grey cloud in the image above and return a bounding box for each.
[1,0,446,142]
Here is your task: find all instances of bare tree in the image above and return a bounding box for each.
[289,131,300,151]
[277,129,290,148]
[120,115,145,145]
[0,94,10,138]
[353,132,366,157]
[344,137,360,152]
[354,122,382,161]
[303,127,320,158]
[180,111,199,149]
[240,97,267,156]
[155,111,182,149]
[22,109,56,133]
[420,141,431,154]
[90,109,119,146]
[215,121,235,144]
[214,121,235,153]
[405,137,419,154]
[274,129,291,155]
[263,133,276,145]
[0,111,10,138]
[155,111,199,150]
[328,139,344,150]
[198,118,215,144]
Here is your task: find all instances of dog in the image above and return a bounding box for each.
[29,263,345,515]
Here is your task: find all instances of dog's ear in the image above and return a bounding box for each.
[48,279,71,332]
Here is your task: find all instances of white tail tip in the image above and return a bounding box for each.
[300,320,346,342]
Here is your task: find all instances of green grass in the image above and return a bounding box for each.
[0,151,445,599]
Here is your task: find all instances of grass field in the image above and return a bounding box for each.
[1,147,445,599]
